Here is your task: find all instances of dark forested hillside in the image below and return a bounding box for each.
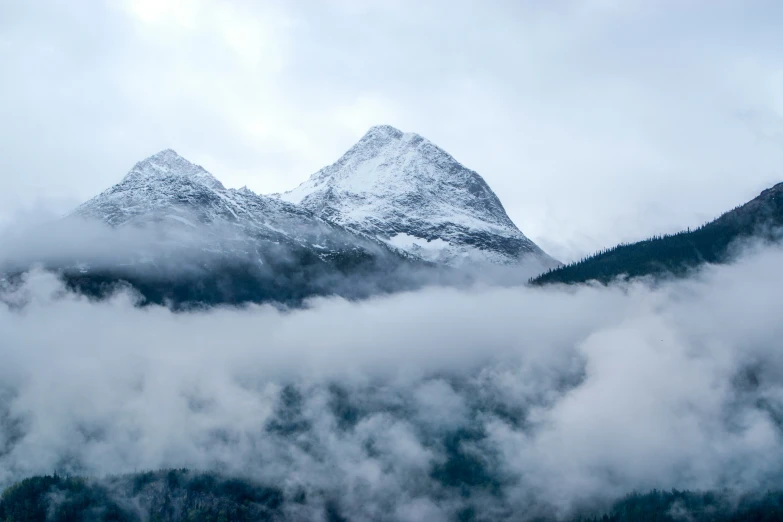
[3,470,783,522]
[0,470,284,522]
[532,182,783,286]
[57,244,428,310]
[575,489,783,522]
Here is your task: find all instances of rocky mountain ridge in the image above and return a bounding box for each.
[281,125,558,268]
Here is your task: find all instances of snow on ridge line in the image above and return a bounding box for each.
[72,128,558,269]
[277,125,559,267]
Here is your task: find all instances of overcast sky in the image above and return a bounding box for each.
[1,0,782,262]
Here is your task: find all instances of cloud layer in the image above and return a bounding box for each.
[3,242,783,519]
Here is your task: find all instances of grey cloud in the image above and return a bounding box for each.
[2,243,783,518]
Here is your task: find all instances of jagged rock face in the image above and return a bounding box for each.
[281,125,559,268]
[66,150,424,307]
[75,149,354,249]
[21,128,560,307]
[713,181,783,230]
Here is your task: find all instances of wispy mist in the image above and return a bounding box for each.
[2,240,783,519]
[0,215,553,309]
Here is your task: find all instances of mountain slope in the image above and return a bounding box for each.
[280,125,558,268]
[5,470,783,522]
[532,182,783,286]
[46,150,426,307]
[75,149,353,242]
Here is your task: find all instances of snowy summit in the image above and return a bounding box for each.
[281,125,558,267]
[72,148,408,265]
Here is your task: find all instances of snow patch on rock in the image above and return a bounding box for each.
[281,125,559,268]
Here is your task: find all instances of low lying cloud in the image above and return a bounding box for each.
[2,242,783,520]
[0,215,555,309]
[0,215,230,273]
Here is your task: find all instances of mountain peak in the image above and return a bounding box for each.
[359,125,430,149]
[125,149,224,190]
[145,148,181,161]
[362,124,403,140]
[280,127,558,267]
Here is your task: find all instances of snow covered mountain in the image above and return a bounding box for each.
[7,130,559,308]
[62,149,424,306]
[281,125,559,268]
[75,149,369,250]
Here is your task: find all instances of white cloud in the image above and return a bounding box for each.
[3,243,783,517]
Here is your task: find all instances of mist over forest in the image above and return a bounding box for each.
[4,2,783,520]
[3,237,783,520]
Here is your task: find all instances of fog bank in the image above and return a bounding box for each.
[2,244,783,519]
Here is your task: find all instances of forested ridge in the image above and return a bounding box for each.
[532,182,783,286]
[3,470,783,521]
[0,470,284,522]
